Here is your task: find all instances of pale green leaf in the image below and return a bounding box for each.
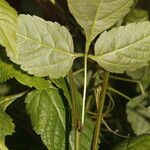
[16,15,76,78]
[68,0,134,43]
[126,94,150,135]
[91,21,150,73]
[0,0,18,58]
[0,92,25,111]
[127,9,149,23]
[25,89,66,150]
[0,54,52,89]
[0,108,15,137]
[112,134,150,150]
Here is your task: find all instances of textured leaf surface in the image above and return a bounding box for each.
[16,15,75,78]
[92,21,150,73]
[126,95,150,135]
[0,59,52,89]
[25,89,66,150]
[69,116,94,150]
[0,0,17,58]
[127,9,149,23]
[68,0,134,42]
[0,108,15,137]
[112,134,150,150]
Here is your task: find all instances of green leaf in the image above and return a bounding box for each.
[91,21,150,73]
[0,0,18,58]
[51,77,71,106]
[0,108,15,137]
[69,115,94,150]
[49,0,55,4]
[68,0,134,43]
[25,89,66,150]
[127,9,149,23]
[16,14,76,78]
[0,92,25,111]
[0,58,52,90]
[112,134,150,150]
[25,89,94,150]
[126,94,150,135]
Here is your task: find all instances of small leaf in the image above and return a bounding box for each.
[0,53,52,89]
[126,94,150,135]
[91,21,150,73]
[0,108,15,137]
[68,0,134,43]
[0,0,18,58]
[25,89,66,150]
[127,9,149,23]
[49,0,55,4]
[112,134,150,150]
[16,15,76,78]
[0,92,25,111]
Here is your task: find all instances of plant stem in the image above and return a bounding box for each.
[68,71,80,149]
[108,87,132,101]
[92,71,110,150]
[81,42,90,127]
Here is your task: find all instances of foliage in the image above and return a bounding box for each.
[0,0,150,149]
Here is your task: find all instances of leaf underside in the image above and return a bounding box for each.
[16,15,75,78]
[126,95,150,135]
[93,21,150,73]
[0,0,17,59]
[68,0,134,43]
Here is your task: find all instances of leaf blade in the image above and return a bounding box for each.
[92,21,150,73]
[68,0,134,42]
[16,15,75,78]
[0,0,17,58]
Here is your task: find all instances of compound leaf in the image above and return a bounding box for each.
[0,0,18,58]
[16,15,76,78]
[112,134,150,150]
[126,94,150,135]
[68,0,134,43]
[92,21,150,73]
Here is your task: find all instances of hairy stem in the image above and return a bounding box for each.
[92,71,110,150]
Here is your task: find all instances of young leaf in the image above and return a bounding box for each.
[16,15,76,78]
[127,9,149,23]
[112,134,150,150]
[68,0,134,43]
[91,21,150,73]
[126,94,150,135]
[25,89,66,150]
[0,0,18,58]
[0,59,52,90]
[0,92,25,111]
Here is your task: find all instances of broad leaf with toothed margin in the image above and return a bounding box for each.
[25,89,94,150]
[16,15,75,78]
[68,0,134,43]
[92,21,150,73]
[0,0,17,59]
